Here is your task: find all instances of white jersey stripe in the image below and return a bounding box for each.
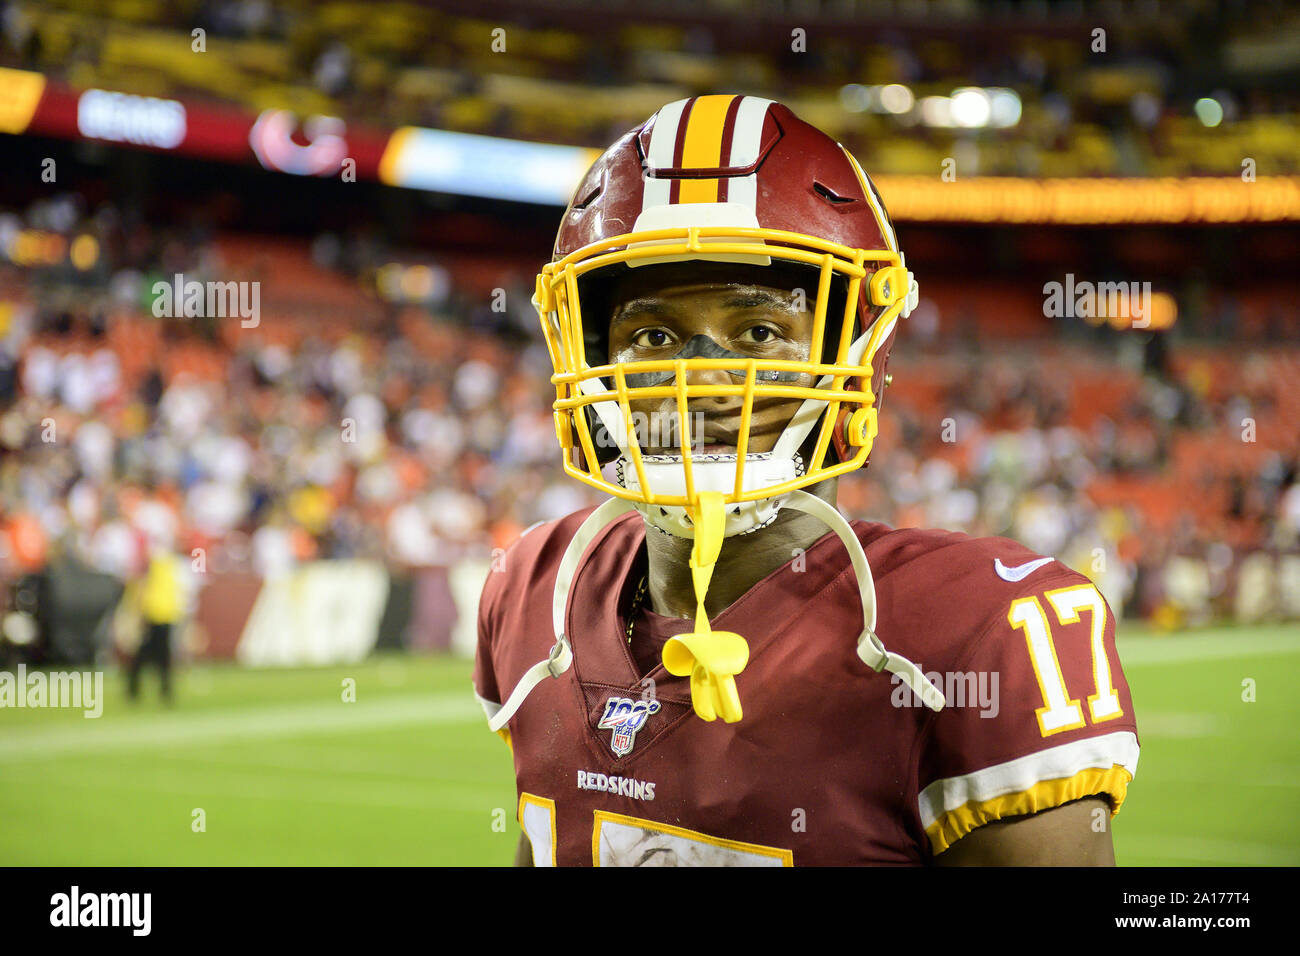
[474,690,502,722]
[917,730,1140,830]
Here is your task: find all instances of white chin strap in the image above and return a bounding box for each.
[616,452,804,538]
[488,496,634,733]
[486,490,945,734]
[783,492,945,712]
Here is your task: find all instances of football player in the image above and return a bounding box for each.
[474,95,1138,866]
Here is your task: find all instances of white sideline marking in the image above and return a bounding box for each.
[1120,834,1300,866]
[1135,712,1220,738]
[1117,631,1300,666]
[39,764,502,814]
[1136,766,1300,790]
[0,691,482,762]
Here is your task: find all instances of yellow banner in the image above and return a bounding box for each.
[0,68,46,134]
[874,174,1300,224]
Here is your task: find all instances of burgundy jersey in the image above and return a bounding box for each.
[474,507,1139,866]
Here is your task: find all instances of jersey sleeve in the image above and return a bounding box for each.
[915,569,1139,856]
[472,558,507,736]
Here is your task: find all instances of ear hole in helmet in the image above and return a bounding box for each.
[812,181,857,205]
[573,184,603,210]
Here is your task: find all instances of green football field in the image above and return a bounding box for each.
[2,623,1298,866]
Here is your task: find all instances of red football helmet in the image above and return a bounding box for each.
[496,97,941,728]
[535,94,916,539]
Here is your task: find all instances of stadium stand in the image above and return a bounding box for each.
[3,0,1299,177]
[2,194,1297,654]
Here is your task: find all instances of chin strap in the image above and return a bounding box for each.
[487,497,635,733]
[661,492,749,722]
[487,490,944,734]
[783,491,945,712]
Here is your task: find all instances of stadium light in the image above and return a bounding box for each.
[379,128,598,205]
[880,84,915,115]
[1195,97,1225,127]
[919,96,954,128]
[839,83,872,113]
[988,89,1023,128]
[950,88,993,128]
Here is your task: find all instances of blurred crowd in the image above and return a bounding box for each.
[1,191,1298,628]
[3,0,1298,177]
[859,346,1300,623]
[0,205,600,590]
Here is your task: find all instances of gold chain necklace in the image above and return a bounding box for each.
[625,574,648,643]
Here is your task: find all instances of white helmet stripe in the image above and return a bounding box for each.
[728,96,774,167]
[724,96,772,211]
[642,98,689,212]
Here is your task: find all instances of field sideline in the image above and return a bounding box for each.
[2,623,1297,866]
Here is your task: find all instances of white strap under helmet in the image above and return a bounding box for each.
[782,492,945,711]
[486,491,943,733]
[488,497,634,733]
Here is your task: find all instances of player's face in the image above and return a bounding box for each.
[607,267,818,455]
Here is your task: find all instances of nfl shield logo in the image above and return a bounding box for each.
[597,696,661,757]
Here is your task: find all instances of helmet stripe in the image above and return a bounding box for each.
[649,98,689,167]
[715,95,744,202]
[642,98,690,212]
[677,94,736,203]
[640,95,772,212]
[841,145,898,252]
[728,96,774,167]
[668,96,694,202]
[723,96,773,212]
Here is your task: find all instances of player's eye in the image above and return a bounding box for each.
[740,324,779,345]
[632,328,674,349]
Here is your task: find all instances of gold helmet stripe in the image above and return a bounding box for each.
[677,94,737,204]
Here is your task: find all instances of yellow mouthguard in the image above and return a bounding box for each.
[661,491,750,723]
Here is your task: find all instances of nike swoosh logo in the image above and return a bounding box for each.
[994,556,1055,583]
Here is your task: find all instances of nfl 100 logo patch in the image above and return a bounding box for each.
[597,696,661,756]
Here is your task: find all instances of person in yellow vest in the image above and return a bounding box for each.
[129,548,185,703]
